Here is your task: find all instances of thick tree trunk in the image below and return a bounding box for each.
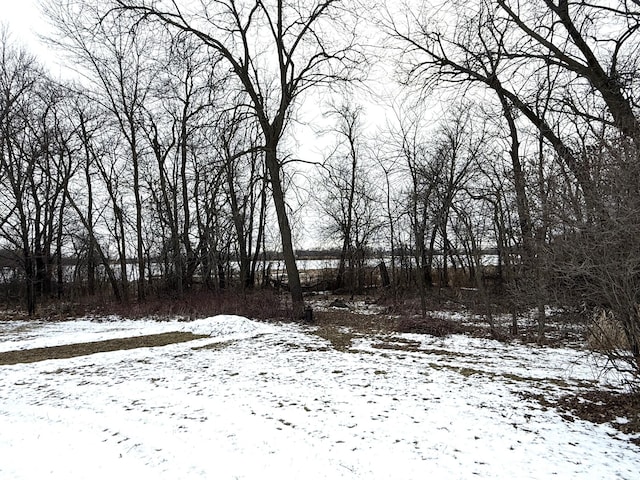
[499,92,547,338]
[264,147,304,318]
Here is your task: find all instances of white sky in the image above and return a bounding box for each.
[2,0,46,48]
[1,0,65,73]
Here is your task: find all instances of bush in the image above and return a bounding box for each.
[87,288,287,321]
[588,309,630,352]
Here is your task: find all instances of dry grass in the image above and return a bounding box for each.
[109,290,288,320]
[312,309,397,333]
[396,315,468,337]
[313,325,357,351]
[306,309,396,351]
[0,332,207,366]
[588,309,630,351]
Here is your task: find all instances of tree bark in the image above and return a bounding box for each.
[265,145,304,318]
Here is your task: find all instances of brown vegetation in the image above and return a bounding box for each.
[0,331,207,366]
[395,315,467,337]
[0,289,287,322]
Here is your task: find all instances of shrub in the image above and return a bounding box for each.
[588,309,630,352]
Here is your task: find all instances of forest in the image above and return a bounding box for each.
[1,0,640,382]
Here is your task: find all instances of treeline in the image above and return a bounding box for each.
[1,1,639,376]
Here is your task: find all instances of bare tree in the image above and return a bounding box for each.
[552,136,640,379]
[428,106,481,289]
[386,0,640,363]
[493,0,640,140]
[141,34,226,294]
[110,0,364,317]
[315,102,379,293]
[0,32,75,314]
[373,142,402,291]
[62,92,127,300]
[216,106,268,290]
[43,1,161,301]
[386,101,435,313]
[383,0,640,209]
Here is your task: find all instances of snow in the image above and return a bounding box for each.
[1,315,639,479]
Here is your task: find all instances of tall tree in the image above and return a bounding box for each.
[142,35,225,294]
[65,96,125,300]
[43,1,158,301]
[429,106,480,288]
[0,35,43,315]
[0,32,75,314]
[216,105,267,290]
[386,0,640,364]
[111,0,364,317]
[316,102,377,292]
[386,101,435,313]
[384,0,640,207]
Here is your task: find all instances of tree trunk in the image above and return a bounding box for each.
[264,146,304,318]
[250,184,267,288]
[115,205,129,301]
[226,160,251,290]
[23,251,36,316]
[132,143,145,302]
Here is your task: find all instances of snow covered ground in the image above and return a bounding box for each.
[0,315,638,479]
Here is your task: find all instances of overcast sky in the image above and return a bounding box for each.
[3,0,44,46]
[2,0,63,71]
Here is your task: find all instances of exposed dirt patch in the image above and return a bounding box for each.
[370,340,479,361]
[522,390,640,446]
[313,325,357,351]
[308,309,398,351]
[0,331,208,365]
[396,315,468,336]
[370,338,423,352]
[192,339,239,351]
[312,309,397,333]
[556,390,640,444]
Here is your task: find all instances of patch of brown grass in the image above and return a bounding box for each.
[0,331,207,366]
[313,325,357,351]
[396,315,467,337]
[307,310,396,351]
